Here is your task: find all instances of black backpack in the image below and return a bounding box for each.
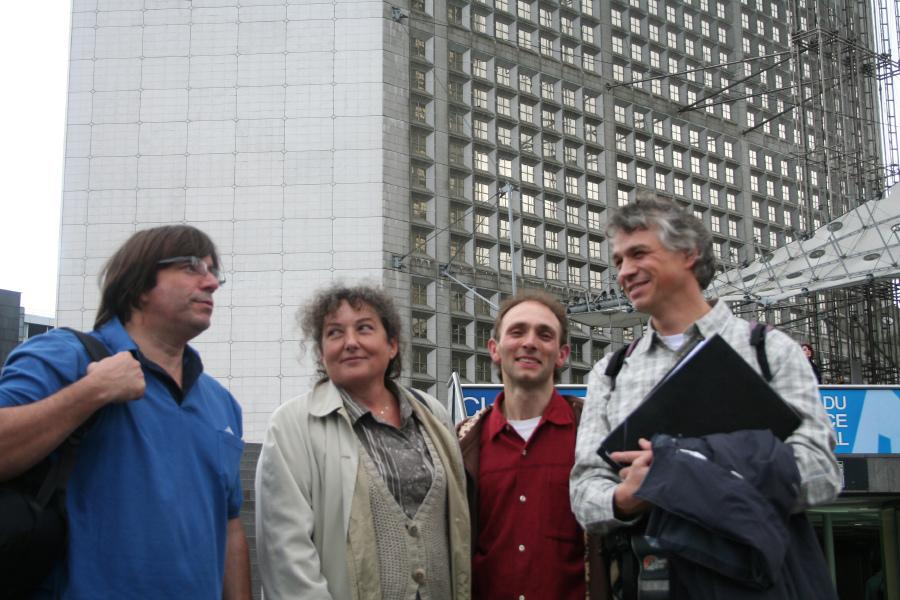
[0,329,109,600]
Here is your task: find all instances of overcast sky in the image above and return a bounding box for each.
[0,4,70,317]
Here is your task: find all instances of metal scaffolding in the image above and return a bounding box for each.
[734,0,900,384]
[731,278,900,384]
[788,0,900,225]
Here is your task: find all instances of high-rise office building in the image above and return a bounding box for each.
[60,0,896,440]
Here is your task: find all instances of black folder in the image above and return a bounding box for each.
[596,334,801,469]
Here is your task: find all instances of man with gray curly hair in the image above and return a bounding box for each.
[571,193,840,597]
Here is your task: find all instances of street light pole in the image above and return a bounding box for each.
[502,182,517,295]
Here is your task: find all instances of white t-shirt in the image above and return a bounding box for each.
[508,416,542,442]
[659,332,687,350]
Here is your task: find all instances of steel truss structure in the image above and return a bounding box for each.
[731,278,900,384]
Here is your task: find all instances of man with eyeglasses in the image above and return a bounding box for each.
[0,225,250,599]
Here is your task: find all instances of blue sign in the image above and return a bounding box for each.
[819,386,900,454]
[460,384,900,456]
[461,385,586,417]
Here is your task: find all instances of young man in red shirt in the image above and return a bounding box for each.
[459,291,602,599]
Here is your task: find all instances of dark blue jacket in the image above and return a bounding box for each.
[635,431,837,599]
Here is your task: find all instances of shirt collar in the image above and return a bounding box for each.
[637,298,731,354]
[485,389,573,440]
[339,381,413,426]
[96,317,205,395]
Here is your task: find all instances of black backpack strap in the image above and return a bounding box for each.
[749,321,773,383]
[604,337,641,391]
[59,327,111,363]
[34,329,111,507]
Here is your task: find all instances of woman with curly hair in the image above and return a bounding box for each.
[256,284,470,600]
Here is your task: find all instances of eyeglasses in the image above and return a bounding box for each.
[157,256,226,285]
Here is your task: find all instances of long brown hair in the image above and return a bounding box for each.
[95,225,220,328]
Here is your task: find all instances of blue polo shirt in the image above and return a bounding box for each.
[0,319,244,599]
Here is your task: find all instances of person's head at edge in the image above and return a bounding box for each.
[95,225,221,341]
[489,290,570,386]
[608,192,716,328]
[300,284,403,395]
[801,343,814,359]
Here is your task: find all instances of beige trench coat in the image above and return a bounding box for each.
[255,380,471,600]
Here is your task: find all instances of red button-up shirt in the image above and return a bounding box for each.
[473,390,585,600]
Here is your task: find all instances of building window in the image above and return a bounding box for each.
[655,172,667,190]
[411,281,429,305]
[543,169,557,189]
[476,356,492,381]
[636,166,647,185]
[523,255,537,276]
[451,320,468,345]
[545,229,558,249]
[412,316,429,339]
[521,192,536,214]
[473,181,489,203]
[567,234,581,255]
[546,261,560,280]
[475,245,491,266]
[522,224,537,245]
[542,109,556,129]
[521,163,535,183]
[500,250,512,271]
[582,24,594,44]
[728,218,738,237]
[473,149,489,172]
[472,58,488,78]
[473,12,486,32]
[498,157,513,178]
[568,265,582,285]
[475,213,490,234]
[413,69,427,92]
[413,348,429,374]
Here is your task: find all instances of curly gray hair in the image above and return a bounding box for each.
[608,192,717,289]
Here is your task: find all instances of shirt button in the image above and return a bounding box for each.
[518,544,525,552]
[413,568,426,584]
[519,596,526,600]
[522,449,527,456]
[408,524,419,537]
[519,495,526,503]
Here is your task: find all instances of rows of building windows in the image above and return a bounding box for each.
[404,0,848,390]
[410,32,613,296]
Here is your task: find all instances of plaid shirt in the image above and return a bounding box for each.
[570,300,841,534]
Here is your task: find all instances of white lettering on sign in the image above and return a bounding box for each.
[821,394,850,447]
[821,395,847,410]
